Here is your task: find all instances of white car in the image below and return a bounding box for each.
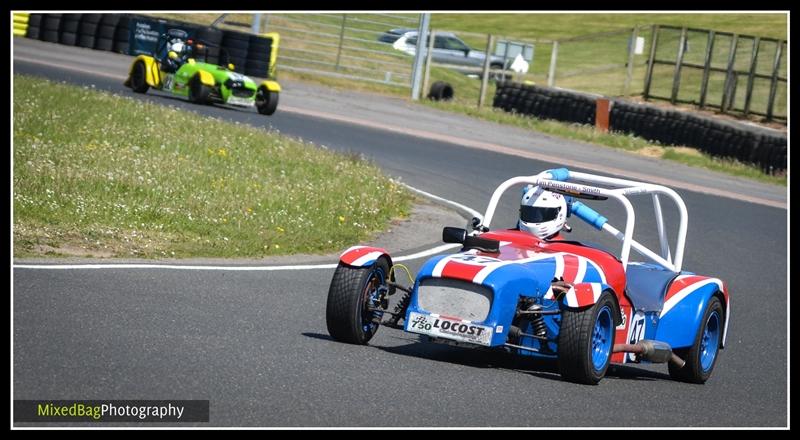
[392,31,511,71]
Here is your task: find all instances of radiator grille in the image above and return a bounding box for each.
[417,278,493,322]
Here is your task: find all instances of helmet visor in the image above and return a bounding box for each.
[520,205,560,224]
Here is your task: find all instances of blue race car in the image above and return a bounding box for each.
[325,168,730,384]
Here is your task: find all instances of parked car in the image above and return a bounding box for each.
[392,31,512,71]
[325,167,730,385]
[377,27,416,44]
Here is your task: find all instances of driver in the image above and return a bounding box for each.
[518,185,568,240]
[162,39,189,73]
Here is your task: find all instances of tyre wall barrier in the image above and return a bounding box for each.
[22,14,278,80]
[13,12,30,37]
[493,81,786,174]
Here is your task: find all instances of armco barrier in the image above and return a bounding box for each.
[21,13,277,79]
[493,81,787,174]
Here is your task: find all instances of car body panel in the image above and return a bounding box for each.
[340,245,392,268]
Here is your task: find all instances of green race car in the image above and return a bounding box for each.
[124,29,280,115]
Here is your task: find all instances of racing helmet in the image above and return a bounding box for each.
[519,185,567,239]
[170,41,185,55]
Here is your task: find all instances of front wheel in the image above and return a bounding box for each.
[557,292,617,384]
[668,296,724,384]
[255,86,279,115]
[129,61,149,93]
[325,258,389,345]
[188,75,211,104]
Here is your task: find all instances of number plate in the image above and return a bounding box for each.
[227,96,254,107]
[406,312,493,346]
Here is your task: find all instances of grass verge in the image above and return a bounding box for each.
[13,74,413,259]
[422,101,787,186]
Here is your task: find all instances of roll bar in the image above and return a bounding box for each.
[477,168,688,272]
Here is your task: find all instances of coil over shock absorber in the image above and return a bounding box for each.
[528,304,548,338]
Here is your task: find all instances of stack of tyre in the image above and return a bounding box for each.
[221,30,249,73]
[195,26,224,65]
[493,81,595,125]
[245,34,272,78]
[609,101,787,174]
[25,13,132,55]
[25,14,42,39]
[493,81,787,174]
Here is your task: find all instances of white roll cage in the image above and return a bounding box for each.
[478,169,689,272]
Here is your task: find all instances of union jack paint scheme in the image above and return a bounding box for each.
[326,168,730,384]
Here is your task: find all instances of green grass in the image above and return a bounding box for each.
[422,101,786,186]
[13,74,413,259]
[431,13,787,41]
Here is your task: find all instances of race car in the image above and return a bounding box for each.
[325,168,730,384]
[123,29,280,115]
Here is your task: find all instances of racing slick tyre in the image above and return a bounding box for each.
[668,296,724,384]
[326,257,390,345]
[129,61,149,94]
[557,291,617,384]
[188,75,212,105]
[256,86,279,115]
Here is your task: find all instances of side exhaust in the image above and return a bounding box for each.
[613,340,685,368]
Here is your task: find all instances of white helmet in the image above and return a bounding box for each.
[170,41,185,54]
[519,185,567,239]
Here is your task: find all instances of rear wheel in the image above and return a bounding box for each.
[668,296,724,384]
[255,86,279,115]
[557,292,616,384]
[188,75,211,104]
[129,61,149,93]
[326,257,389,345]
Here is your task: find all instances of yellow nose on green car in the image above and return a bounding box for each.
[123,53,280,115]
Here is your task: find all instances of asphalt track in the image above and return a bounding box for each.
[12,39,788,427]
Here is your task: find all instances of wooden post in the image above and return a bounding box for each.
[643,24,659,101]
[623,26,638,96]
[595,98,610,132]
[721,34,739,113]
[743,36,761,116]
[422,30,436,98]
[670,27,688,104]
[698,30,715,109]
[547,40,559,87]
[334,14,347,71]
[478,34,494,108]
[766,40,784,121]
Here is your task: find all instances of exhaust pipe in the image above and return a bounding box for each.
[613,340,685,368]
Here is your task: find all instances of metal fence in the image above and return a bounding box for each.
[261,13,421,88]
[549,26,651,97]
[643,25,787,121]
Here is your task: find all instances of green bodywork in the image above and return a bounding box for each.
[126,54,281,107]
[165,61,259,106]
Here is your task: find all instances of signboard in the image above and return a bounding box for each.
[494,40,535,67]
[128,16,198,56]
